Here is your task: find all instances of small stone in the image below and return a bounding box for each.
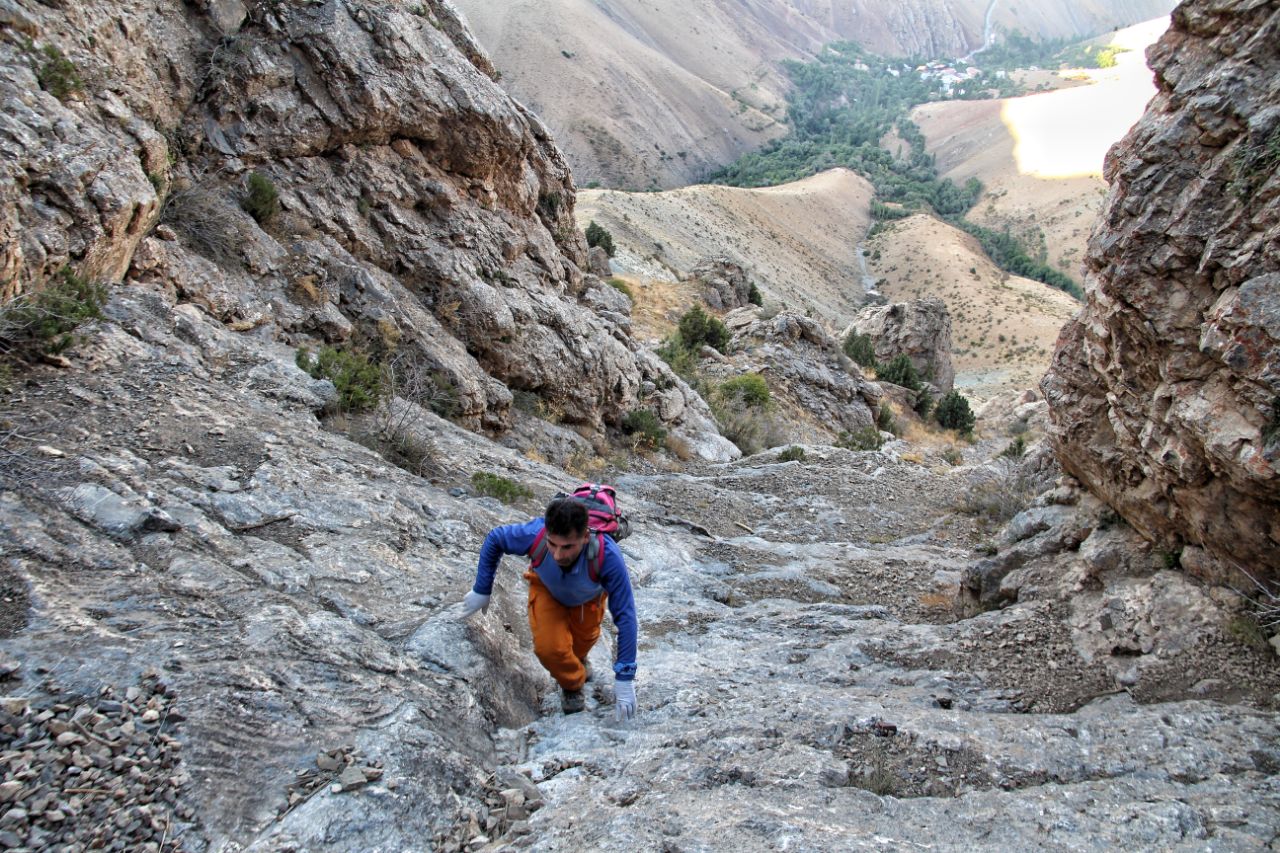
[316,753,339,772]
[140,710,160,723]
[44,809,66,823]
[0,830,19,849]
[337,766,367,791]
[385,779,399,791]
[55,732,84,747]
[35,445,65,458]
[0,783,20,803]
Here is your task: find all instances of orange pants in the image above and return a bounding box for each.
[525,571,607,691]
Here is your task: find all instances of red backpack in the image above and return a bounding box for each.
[527,483,631,582]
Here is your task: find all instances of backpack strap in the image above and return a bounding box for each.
[586,531,605,584]
[527,528,549,569]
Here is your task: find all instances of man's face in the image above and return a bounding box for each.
[546,529,590,568]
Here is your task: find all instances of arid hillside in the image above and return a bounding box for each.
[913,18,1168,280]
[454,0,1177,188]
[577,169,876,334]
[865,215,1081,402]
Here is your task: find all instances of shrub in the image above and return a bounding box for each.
[777,446,806,463]
[836,426,883,452]
[585,221,616,256]
[34,44,82,101]
[622,408,667,449]
[942,446,964,466]
[1000,435,1027,459]
[297,346,386,412]
[161,186,244,268]
[876,354,923,392]
[385,350,460,419]
[606,278,634,301]
[843,330,878,369]
[471,471,532,504]
[718,373,771,408]
[0,266,106,360]
[655,337,701,384]
[913,387,934,420]
[676,304,729,353]
[748,282,763,306]
[242,172,279,226]
[876,405,898,435]
[935,390,976,435]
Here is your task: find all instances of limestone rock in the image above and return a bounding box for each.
[847,297,954,393]
[687,257,755,312]
[708,308,880,444]
[586,246,612,278]
[1042,0,1280,584]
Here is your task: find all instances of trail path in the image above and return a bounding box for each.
[487,446,1280,850]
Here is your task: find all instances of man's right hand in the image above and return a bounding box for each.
[460,590,491,619]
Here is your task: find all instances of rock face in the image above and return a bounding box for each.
[849,297,955,393]
[688,256,754,312]
[1042,0,1280,584]
[0,0,730,456]
[711,307,882,443]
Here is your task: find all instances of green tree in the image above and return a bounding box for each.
[935,390,975,435]
[876,354,922,392]
[843,330,878,368]
[585,220,616,257]
[677,304,730,353]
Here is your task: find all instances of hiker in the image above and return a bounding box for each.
[460,496,638,719]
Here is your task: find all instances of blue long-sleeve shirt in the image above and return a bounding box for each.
[474,518,638,681]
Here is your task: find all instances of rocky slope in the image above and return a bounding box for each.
[1042,0,1280,586]
[0,0,732,458]
[1,0,1278,851]
[455,0,1178,188]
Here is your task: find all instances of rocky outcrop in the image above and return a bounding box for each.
[0,0,730,456]
[710,307,882,443]
[848,296,955,393]
[688,256,755,312]
[1042,0,1280,585]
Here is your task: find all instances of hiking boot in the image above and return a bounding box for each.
[561,687,586,714]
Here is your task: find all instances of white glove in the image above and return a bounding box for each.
[460,590,490,619]
[614,680,636,721]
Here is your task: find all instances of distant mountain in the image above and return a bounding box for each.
[453,0,1178,188]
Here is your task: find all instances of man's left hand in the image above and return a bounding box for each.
[614,681,636,721]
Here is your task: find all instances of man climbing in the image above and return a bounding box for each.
[460,497,638,719]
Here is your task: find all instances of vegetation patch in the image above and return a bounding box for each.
[606,278,634,302]
[0,267,106,361]
[676,304,730,353]
[1265,398,1280,447]
[296,346,386,413]
[777,446,806,463]
[585,221,616,256]
[843,330,878,369]
[161,185,245,269]
[934,390,975,436]
[837,426,883,452]
[242,172,280,226]
[471,471,533,504]
[718,373,771,409]
[33,43,83,101]
[622,408,667,449]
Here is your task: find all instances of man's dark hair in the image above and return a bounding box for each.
[544,498,588,536]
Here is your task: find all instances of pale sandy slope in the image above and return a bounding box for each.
[913,18,1168,281]
[866,214,1080,402]
[577,169,875,337]
[454,0,1176,190]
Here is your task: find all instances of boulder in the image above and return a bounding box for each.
[688,257,755,312]
[847,297,954,393]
